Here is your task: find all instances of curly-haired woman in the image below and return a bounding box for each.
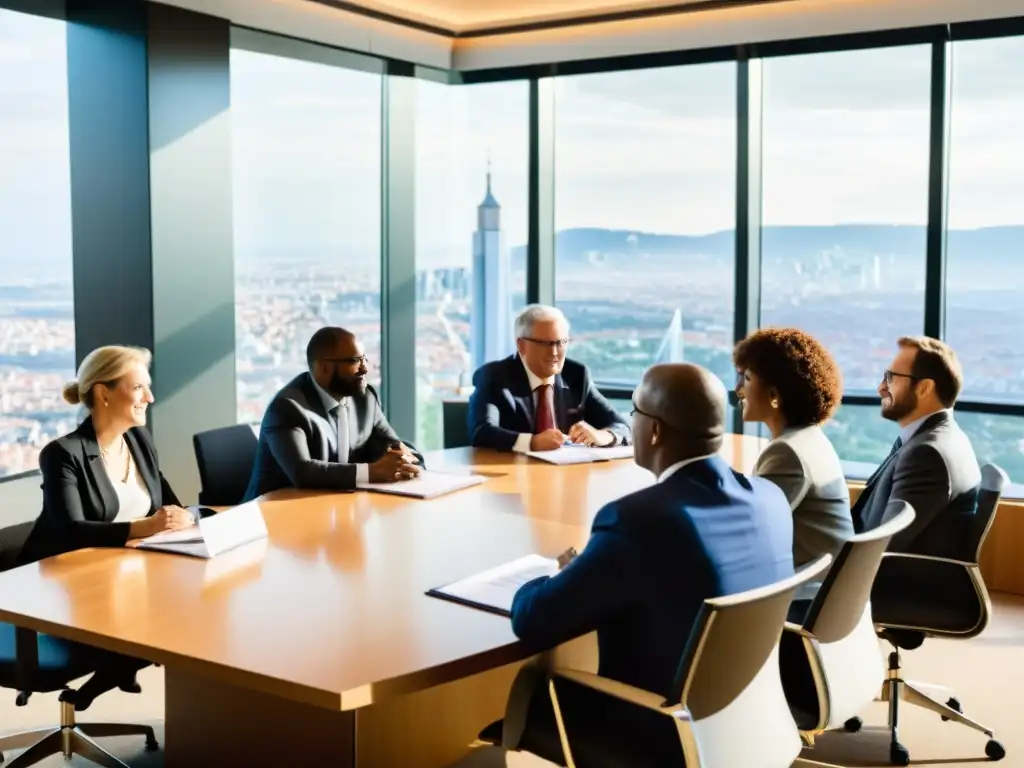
[734,327,852,620]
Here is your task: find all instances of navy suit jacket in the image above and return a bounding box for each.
[468,355,631,452]
[510,455,795,698]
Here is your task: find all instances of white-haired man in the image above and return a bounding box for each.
[468,304,631,452]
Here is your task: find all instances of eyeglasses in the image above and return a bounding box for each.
[882,369,919,384]
[521,337,570,349]
[630,402,658,421]
[323,355,369,367]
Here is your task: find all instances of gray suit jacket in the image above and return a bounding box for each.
[242,372,422,501]
[852,411,980,558]
[754,425,853,601]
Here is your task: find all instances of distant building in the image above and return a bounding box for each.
[470,164,511,369]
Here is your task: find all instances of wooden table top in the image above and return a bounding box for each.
[0,435,766,711]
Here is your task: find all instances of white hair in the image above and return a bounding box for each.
[514,304,569,339]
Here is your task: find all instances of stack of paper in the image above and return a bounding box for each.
[524,444,634,466]
[136,504,268,559]
[427,554,560,616]
[355,470,488,499]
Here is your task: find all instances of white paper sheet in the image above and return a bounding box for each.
[524,443,634,465]
[356,470,488,499]
[136,504,268,559]
[430,554,560,615]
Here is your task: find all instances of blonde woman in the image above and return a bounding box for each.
[19,345,193,566]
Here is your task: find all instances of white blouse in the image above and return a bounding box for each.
[105,452,152,523]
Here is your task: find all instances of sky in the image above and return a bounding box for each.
[3,7,1024,275]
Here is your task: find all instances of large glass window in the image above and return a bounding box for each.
[760,45,932,396]
[0,10,75,478]
[414,80,529,450]
[945,36,1024,482]
[231,48,382,424]
[553,64,737,389]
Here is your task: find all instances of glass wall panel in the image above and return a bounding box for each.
[0,10,74,478]
[231,49,382,423]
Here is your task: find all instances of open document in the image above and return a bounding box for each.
[525,443,634,466]
[355,470,489,499]
[427,554,559,616]
[136,504,268,559]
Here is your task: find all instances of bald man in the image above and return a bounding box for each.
[504,364,794,764]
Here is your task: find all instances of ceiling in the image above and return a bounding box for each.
[316,0,756,35]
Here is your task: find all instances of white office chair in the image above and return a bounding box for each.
[497,555,833,767]
[780,501,916,766]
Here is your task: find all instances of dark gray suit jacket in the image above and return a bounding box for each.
[242,373,422,501]
[852,411,980,558]
[754,425,853,601]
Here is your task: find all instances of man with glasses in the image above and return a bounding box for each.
[852,336,980,556]
[243,326,422,500]
[468,304,631,452]
[499,363,793,764]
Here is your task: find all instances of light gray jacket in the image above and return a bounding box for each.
[754,425,854,601]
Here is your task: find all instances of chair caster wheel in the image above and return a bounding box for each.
[890,742,910,766]
[144,737,159,752]
[941,697,962,721]
[986,739,1005,761]
[844,716,863,733]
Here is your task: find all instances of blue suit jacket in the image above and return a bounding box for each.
[510,455,795,697]
[468,355,631,452]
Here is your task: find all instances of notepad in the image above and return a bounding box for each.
[355,470,489,499]
[426,554,560,616]
[136,504,268,559]
[524,444,634,465]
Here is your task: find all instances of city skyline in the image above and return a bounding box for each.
[2,9,1023,484]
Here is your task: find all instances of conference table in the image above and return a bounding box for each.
[0,435,767,767]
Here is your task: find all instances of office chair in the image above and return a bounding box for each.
[780,501,915,767]
[494,556,834,767]
[0,521,157,767]
[193,423,259,505]
[442,399,471,449]
[853,463,1009,765]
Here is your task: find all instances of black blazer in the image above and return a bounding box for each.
[468,355,631,452]
[19,417,180,565]
[852,411,981,558]
[242,372,423,501]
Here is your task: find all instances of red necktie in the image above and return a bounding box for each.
[534,384,556,434]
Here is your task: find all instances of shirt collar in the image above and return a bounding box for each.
[520,355,554,390]
[311,376,345,414]
[900,407,951,444]
[658,453,717,483]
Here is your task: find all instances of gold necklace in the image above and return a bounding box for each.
[100,436,131,484]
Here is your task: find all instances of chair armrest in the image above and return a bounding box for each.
[14,626,39,693]
[881,552,975,568]
[552,669,687,719]
[783,621,816,640]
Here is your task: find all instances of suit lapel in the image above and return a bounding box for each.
[300,373,337,459]
[509,357,536,432]
[79,418,120,522]
[554,374,570,433]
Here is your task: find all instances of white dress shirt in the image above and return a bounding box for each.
[312,379,369,484]
[657,453,718,483]
[108,455,153,523]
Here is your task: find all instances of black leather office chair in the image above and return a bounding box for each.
[0,521,157,767]
[846,463,1008,765]
[193,423,259,505]
[442,399,470,449]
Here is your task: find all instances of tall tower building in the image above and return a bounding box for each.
[471,162,510,370]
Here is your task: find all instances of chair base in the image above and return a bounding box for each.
[0,699,157,768]
[880,648,1004,764]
